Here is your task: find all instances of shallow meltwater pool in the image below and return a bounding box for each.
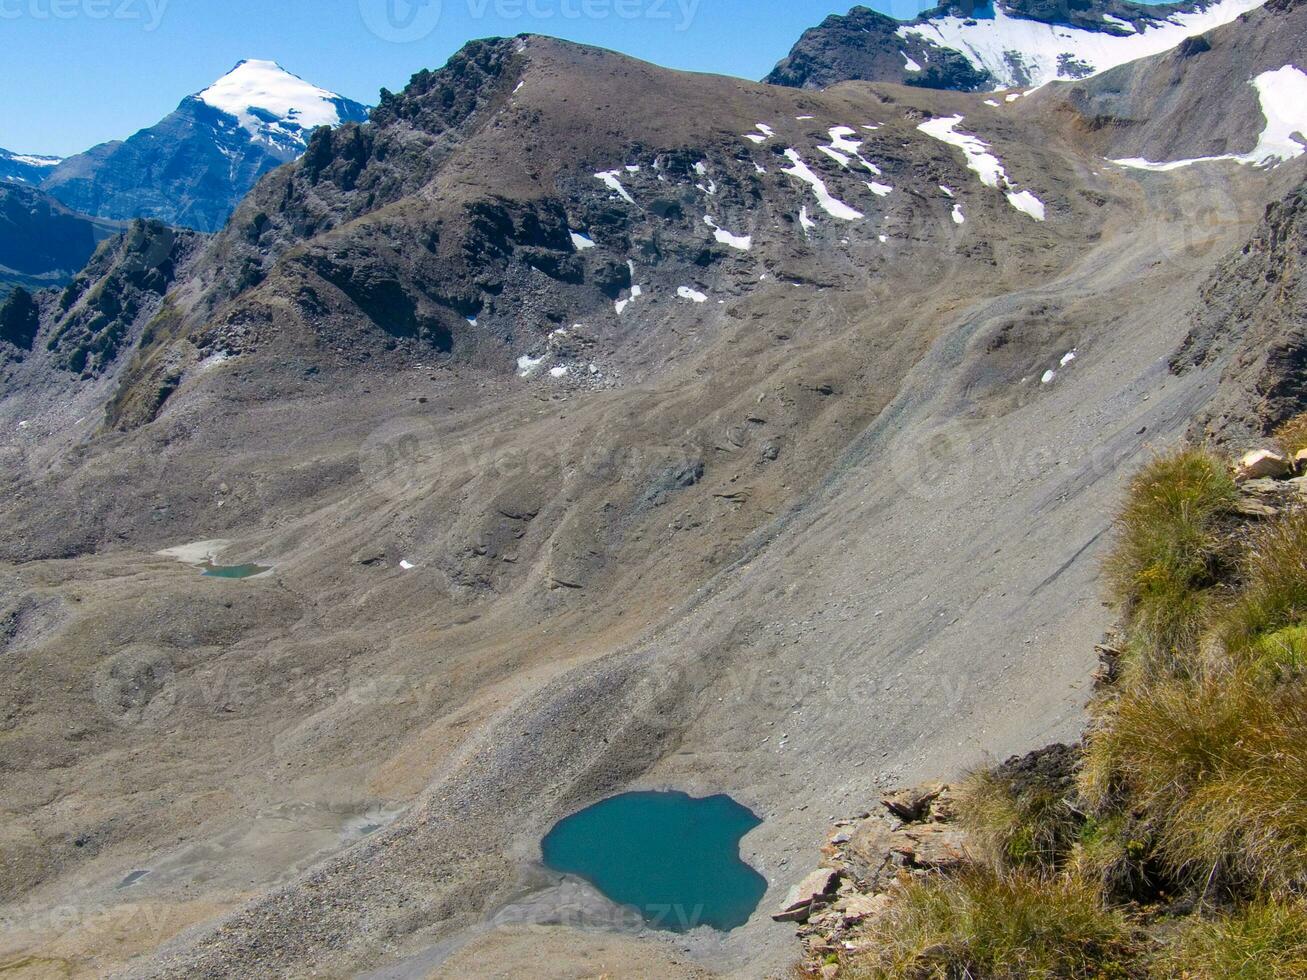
[540,790,767,933]
[199,561,272,579]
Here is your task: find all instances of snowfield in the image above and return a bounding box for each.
[198,60,353,147]
[898,0,1268,90]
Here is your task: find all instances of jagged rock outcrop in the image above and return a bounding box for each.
[43,220,206,377]
[764,6,992,92]
[1177,179,1307,446]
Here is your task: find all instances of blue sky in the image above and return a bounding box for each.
[0,0,940,156]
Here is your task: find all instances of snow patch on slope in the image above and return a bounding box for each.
[917,114,1046,221]
[782,149,864,221]
[1114,66,1307,171]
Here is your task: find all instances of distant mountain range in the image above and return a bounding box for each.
[0,147,62,186]
[0,183,120,299]
[2,60,369,234]
[765,0,1268,90]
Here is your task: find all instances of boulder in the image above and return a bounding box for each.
[880,782,946,823]
[1236,450,1292,481]
[773,868,840,923]
[841,891,893,924]
[1296,449,1307,473]
[891,824,969,871]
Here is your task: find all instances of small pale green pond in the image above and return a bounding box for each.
[540,791,767,933]
[199,562,271,579]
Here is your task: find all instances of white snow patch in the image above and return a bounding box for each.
[878,234,889,243]
[799,206,817,235]
[400,560,416,570]
[1113,65,1307,170]
[952,204,966,224]
[796,115,815,120]
[197,60,353,148]
[902,51,923,72]
[1060,350,1078,367]
[781,149,864,221]
[757,123,776,138]
[744,133,767,144]
[626,165,641,173]
[825,126,884,174]
[897,0,1267,90]
[677,286,708,303]
[595,170,635,203]
[984,99,1001,107]
[9,153,60,167]
[939,184,955,197]
[17,420,30,429]
[704,216,753,250]
[615,284,644,315]
[918,114,1046,220]
[1041,370,1057,385]
[754,162,768,174]
[513,80,525,93]
[1006,189,1047,221]
[694,161,708,175]
[570,230,596,250]
[549,366,570,378]
[865,181,893,197]
[517,354,545,377]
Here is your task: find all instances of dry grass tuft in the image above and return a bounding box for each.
[1274,413,1307,458]
[1153,899,1307,979]
[1081,667,1307,898]
[846,867,1142,979]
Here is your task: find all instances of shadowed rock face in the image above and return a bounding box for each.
[1178,179,1307,448]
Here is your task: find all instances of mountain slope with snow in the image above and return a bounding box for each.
[0,147,62,186]
[40,61,368,232]
[767,0,1270,91]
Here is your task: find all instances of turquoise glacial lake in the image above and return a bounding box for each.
[540,791,767,933]
[199,562,271,579]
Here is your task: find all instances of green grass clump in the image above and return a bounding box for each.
[958,769,1084,874]
[1220,510,1307,667]
[1103,450,1237,676]
[1153,899,1307,979]
[1081,668,1307,897]
[847,868,1142,979]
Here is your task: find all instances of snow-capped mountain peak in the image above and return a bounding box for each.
[196,59,363,150]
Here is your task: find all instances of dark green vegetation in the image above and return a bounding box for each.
[847,443,1307,978]
[541,791,767,933]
